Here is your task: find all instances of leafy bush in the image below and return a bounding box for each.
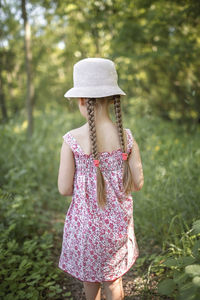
[157,219,200,299]
[0,109,76,299]
[0,188,72,299]
[128,111,200,251]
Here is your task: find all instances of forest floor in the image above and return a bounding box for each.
[58,262,163,300]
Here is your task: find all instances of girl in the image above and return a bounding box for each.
[57,58,144,300]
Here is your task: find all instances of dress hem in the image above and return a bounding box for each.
[58,252,139,283]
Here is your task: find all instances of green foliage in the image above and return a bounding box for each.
[127,108,200,250]
[156,219,200,299]
[0,109,77,299]
[1,0,200,124]
[191,220,200,235]
[0,190,71,299]
[157,278,176,296]
[0,230,59,299]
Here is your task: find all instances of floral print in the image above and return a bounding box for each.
[58,128,139,282]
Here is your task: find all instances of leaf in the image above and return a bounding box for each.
[192,240,200,259]
[157,278,176,296]
[8,223,16,232]
[162,257,179,267]
[192,276,200,287]
[64,291,72,296]
[19,258,28,269]
[173,270,189,285]
[8,272,18,281]
[42,281,55,287]
[178,256,196,267]
[18,283,26,289]
[162,256,195,268]
[192,220,200,235]
[48,292,56,297]
[179,281,198,299]
[185,264,200,277]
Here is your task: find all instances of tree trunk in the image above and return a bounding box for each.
[21,0,34,137]
[0,71,8,123]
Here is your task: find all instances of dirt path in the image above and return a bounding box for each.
[60,265,161,300]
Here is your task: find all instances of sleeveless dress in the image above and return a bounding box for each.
[58,128,139,282]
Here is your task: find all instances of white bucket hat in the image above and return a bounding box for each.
[64,57,126,99]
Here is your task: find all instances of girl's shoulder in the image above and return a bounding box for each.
[65,124,87,140]
[62,126,89,156]
[63,124,85,140]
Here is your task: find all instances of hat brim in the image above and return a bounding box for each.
[64,85,126,99]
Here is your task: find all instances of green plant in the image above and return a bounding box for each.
[157,219,200,300]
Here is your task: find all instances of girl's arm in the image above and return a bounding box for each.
[57,141,75,196]
[129,139,144,192]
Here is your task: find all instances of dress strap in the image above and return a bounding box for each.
[125,128,134,154]
[63,131,84,155]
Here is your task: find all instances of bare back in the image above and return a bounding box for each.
[69,122,128,155]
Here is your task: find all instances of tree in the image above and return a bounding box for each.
[21,0,35,137]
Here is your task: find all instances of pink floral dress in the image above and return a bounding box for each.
[58,128,139,282]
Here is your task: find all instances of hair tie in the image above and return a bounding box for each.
[122,153,128,160]
[94,159,100,167]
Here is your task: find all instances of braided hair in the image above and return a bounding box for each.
[86,95,134,210]
[113,95,134,195]
[86,98,106,209]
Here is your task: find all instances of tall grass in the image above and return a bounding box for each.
[127,112,200,252]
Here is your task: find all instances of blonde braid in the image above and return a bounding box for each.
[86,98,107,209]
[113,95,134,195]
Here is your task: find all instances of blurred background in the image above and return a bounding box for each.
[1,1,200,299]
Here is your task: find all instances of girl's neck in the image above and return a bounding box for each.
[86,114,113,127]
[87,105,113,125]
